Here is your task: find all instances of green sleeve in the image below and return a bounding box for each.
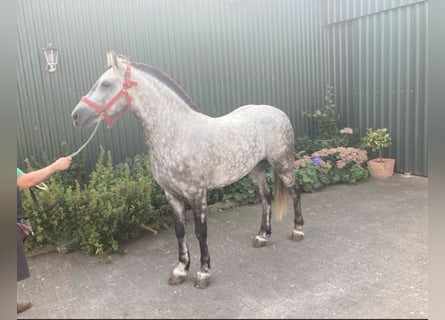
[17,167,25,178]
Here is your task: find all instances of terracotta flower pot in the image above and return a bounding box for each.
[367,158,395,178]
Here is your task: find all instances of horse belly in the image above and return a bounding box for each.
[207,138,266,189]
[207,164,257,190]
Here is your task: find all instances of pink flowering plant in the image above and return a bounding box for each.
[294,147,369,192]
[340,127,353,134]
[336,127,363,149]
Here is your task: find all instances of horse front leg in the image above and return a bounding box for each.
[165,191,190,286]
[190,192,211,289]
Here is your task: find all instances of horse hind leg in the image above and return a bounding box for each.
[249,161,273,248]
[288,180,304,241]
[272,164,305,241]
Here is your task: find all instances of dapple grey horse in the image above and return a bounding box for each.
[71,51,304,289]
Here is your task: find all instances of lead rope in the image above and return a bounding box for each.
[69,114,103,157]
[32,114,103,190]
[28,115,103,212]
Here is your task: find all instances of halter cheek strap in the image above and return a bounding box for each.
[81,65,138,128]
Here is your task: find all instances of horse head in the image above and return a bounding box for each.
[71,51,137,128]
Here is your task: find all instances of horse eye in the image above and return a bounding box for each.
[101,81,111,88]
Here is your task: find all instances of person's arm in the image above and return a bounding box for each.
[17,157,72,189]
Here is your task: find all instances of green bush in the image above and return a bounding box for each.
[294,162,330,192]
[218,168,274,205]
[21,147,172,256]
[303,85,339,140]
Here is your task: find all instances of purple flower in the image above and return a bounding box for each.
[312,157,323,165]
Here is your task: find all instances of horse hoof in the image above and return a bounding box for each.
[168,275,186,286]
[291,227,304,241]
[194,272,210,289]
[253,235,268,248]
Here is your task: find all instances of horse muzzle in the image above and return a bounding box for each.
[71,103,97,128]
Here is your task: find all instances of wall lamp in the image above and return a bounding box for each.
[42,43,59,73]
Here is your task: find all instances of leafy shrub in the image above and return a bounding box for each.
[294,162,330,192]
[222,176,258,204]
[218,168,274,205]
[21,147,172,256]
[303,85,339,140]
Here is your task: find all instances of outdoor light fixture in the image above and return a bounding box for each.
[42,43,59,72]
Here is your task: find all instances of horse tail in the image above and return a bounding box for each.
[273,171,290,222]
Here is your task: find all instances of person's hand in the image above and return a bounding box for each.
[53,156,72,171]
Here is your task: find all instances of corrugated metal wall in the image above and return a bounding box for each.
[17,0,428,176]
[17,0,327,173]
[323,0,428,175]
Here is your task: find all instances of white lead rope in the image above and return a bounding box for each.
[69,114,103,158]
[31,115,103,191]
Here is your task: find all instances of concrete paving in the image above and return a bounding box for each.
[17,174,428,319]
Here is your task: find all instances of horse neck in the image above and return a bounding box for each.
[129,71,203,148]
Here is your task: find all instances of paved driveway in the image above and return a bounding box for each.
[18,174,428,319]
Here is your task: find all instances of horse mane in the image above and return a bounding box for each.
[130,62,199,111]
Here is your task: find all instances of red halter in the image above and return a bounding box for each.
[81,65,138,128]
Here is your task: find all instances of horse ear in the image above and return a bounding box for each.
[106,51,125,71]
[106,51,116,67]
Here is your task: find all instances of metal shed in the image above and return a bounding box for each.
[17,0,428,176]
